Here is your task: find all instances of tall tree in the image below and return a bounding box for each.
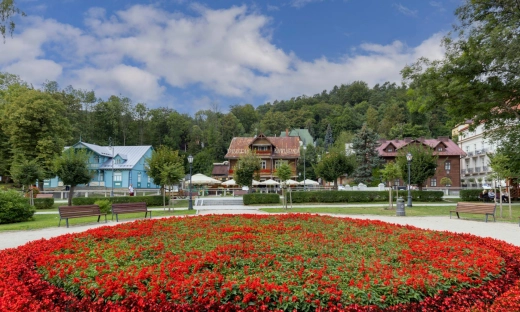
[275,163,292,209]
[146,146,184,206]
[352,124,382,184]
[0,0,25,39]
[53,148,92,206]
[233,150,261,193]
[396,144,437,191]
[488,153,514,218]
[230,104,258,134]
[314,151,354,189]
[324,124,334,151]
[2,86,71,188]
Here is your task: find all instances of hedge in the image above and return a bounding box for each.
[0,190,35,224]
[33,198,54,209]
[72,195,164,207]
[289,190,443,203]
[243,193,280,205]
[460,189,482,201]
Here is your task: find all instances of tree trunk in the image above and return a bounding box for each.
[38,179,44,191]
[68,185,74,206]
[498,186,502,218]
[162,185,166,207]
[508,185,512,219]
[333,179,338,190]
[388,182,393,209]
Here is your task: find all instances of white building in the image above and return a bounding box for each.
[454,122,499,187]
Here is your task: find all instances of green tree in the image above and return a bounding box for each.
[230,104,258,134]
[260,111,289,136]
[365,106,379,132]
[314,151,354,190]
[488,153,514,218]
[10,158,43,206]
[53,148,92,206]
[0,0,25,39]
[352,124,382,184]
[380,161,401,209]
[233,150,261,193]
[146,146,184,206]
[275,163,292,209]
[160,162,185,210]
[2,87,71,189]
[402,0,520,141]
[396,144,437,191]
[324,124,334,151]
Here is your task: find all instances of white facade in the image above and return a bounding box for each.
[456,123,499,187]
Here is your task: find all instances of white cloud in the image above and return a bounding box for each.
[393,3,418,17]
[0,5,446,109]
[290,0,325,8]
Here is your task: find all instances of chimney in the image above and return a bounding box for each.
[438,136,449,142]
[404,137,412,143]
[417,137,425,142]
[285,128,289,137]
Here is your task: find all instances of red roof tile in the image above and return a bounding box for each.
[225,135,301,158]
[377,137,466,157]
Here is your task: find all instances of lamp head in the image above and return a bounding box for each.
[406,152,412,162]
[188,155,193,164]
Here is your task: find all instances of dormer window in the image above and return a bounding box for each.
[387,148,393,152]
[257,146,269,151]
[437,147,443,151]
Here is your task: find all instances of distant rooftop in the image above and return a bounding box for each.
[279,128,314,146]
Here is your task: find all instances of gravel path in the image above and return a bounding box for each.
[1,208,519,250]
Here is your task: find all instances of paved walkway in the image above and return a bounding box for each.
[2,204,519,250]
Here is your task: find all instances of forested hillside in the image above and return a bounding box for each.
[0,72,452,177]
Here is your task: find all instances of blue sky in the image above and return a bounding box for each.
[0,0,461,113]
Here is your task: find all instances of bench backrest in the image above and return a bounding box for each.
[59,205,101,217]
[36,194,54,198]
[456,202,496,214]
[112,202,147,212]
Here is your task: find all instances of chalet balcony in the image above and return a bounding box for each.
[255,150,272,155]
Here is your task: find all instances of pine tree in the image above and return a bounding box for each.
[352,123,382,184]
[324,124,334,151]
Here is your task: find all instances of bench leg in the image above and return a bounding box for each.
[116,213,119,222]
[66,219,69,228]
[58,218,62,227]
[485,215,488,223]
[104,214,107,223]
[97,215,101,223]
[456,212,460,219]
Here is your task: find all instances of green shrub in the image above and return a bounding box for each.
[243,193,280,205]
[290,190,443,203]
[0,190,35,224]
[460,189,482,201]
[94,199,111,214]
[72,195,163,207]
[33,198,54,209]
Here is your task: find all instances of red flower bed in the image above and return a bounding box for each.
[0,214,519,311]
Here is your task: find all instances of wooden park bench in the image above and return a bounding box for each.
[35,193,53,198]
[58,205,107,228]
[450,202,496,223]
[111,202,151,222]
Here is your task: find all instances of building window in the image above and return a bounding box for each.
[148,176,151,183]
[445,162,451,170]
[275,160,288,169]
[431,178,437,187]
[394,179,400,186]
[93,156,99,163]
[100,171,104,181]
[137,172,141,183]
[257,146,269,151]
[114,171,122,181]
[437,147,443,151]
[387,148,393,152]
[260,161,267,169]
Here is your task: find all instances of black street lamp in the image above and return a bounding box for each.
[188,155,193,210]
[406,152,413,207]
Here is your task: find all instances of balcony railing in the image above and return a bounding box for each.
[482,166,488,172]
[467,168,474,174]
[467,151,474,157]
[461,169,467,175]
[475,167,481,173]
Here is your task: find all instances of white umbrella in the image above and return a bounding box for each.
[284,179,300,186]
[221,179,236,186]
[252,180,261,186]
[261,179,280,186]
[190,173,222,185]
[299,179,319,186]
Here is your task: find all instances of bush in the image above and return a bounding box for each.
[72,195,163,207]
[0,190,35,224]
[33,198,54,209]
[460,189,482,201]
[290,190,443,203]
[94,199,111,214]
[243,193,280,205]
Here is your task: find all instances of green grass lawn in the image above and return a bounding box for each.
[260,204,520,224]
[0,209,196,232]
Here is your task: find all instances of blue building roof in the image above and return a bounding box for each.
[74,142,152,170]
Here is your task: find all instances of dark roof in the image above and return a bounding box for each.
[212,164,229,176]
[377,137,466,157]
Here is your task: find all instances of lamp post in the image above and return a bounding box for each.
[406,152,413,207]
[109,137,114,197]
[188,155,193,210]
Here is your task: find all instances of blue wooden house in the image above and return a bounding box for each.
[45,142,160,189]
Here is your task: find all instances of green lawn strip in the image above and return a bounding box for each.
[0,209,196,232]
[260,204,520,224]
